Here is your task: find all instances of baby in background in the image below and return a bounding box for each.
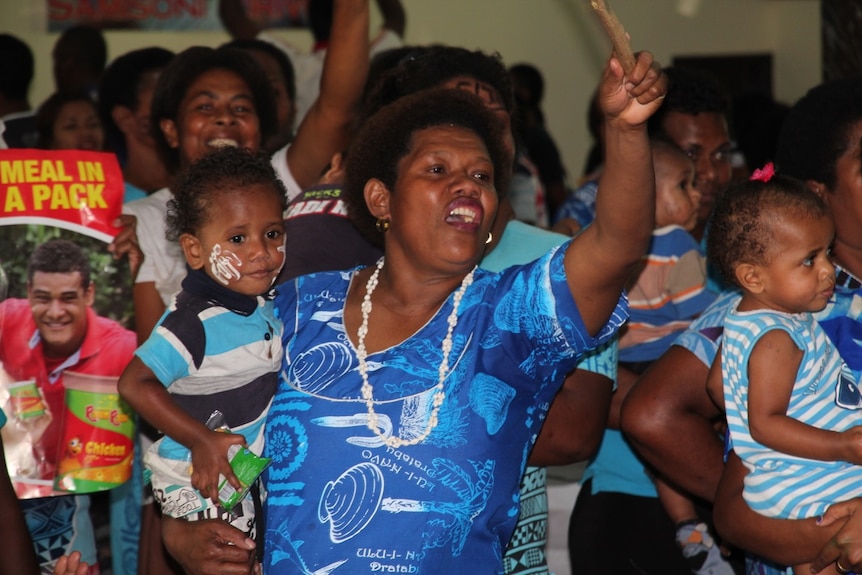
[707,166,861,575]
[614,138,731,575]
[118,146,287,540]
[617,137,710,364]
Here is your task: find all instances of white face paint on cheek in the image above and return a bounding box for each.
[271,242,287,286]
[208,244,243,285]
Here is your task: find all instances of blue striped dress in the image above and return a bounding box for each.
[722,305,862,519]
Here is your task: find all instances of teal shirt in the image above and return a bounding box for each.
[123,182,147,204]
[480,220,568,273]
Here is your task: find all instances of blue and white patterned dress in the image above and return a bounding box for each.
[263,243,626,574]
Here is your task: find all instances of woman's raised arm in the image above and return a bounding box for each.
[566,51,666,335]
[287,0,369,191]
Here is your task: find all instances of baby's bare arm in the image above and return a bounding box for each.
[118,357,245,499]
[747,330,849,461]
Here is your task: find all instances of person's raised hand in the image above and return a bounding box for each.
[599,50,667,129]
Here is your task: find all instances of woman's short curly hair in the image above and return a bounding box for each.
[150,46,276,173]
[344,88,511,247]
[166,146,287,241]
[707,173,829,287]
[775,75,862,191]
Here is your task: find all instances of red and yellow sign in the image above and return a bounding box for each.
[0,149,124,242]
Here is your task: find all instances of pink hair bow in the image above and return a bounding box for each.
[749,162,775,182]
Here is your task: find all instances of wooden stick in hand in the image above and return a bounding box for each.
[590,0,636,74]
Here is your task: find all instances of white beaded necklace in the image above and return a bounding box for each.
[356,258,475,448]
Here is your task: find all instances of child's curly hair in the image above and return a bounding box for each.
[707,173,830,287]
[166,146,287,241]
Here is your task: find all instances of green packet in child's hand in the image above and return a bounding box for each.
[217,444,271,513]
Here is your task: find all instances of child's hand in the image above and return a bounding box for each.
[189,430,247,503]
[599,50,667,129]
[839,426,862,465]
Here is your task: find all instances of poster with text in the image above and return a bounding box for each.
[0,148,137,499]
[48,0,310,31]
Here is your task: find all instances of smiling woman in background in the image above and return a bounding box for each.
[36,91,104,151]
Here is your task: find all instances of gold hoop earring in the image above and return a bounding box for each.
[485,232,493,245]
[375,218,391,232]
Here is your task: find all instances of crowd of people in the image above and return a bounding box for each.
[3,2,862,575]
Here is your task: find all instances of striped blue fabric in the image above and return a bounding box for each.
[722,306,862,519]
[136,290,283,462]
